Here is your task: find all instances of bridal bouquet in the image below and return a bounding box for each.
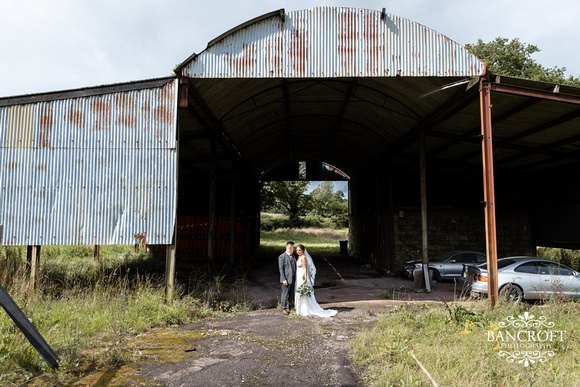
[296,283,314,297]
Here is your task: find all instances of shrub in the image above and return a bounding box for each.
[260,213,292,231]
[537,247,580,271]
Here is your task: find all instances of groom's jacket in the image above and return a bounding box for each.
[278,252,296,284]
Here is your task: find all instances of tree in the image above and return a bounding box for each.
[310,181,349,227]
[466,37,580,86]
[310,181,336,218]
[261,181,310,223]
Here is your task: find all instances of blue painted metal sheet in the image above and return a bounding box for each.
[181,7,485,78]
[0,78,178,246]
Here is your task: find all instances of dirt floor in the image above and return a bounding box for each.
[82,254,468,386]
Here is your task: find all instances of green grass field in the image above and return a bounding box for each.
[0,246,236,385]
[351,300,580,386]
[260,227,348,255]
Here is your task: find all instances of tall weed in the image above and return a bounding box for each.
[0,245,244,385]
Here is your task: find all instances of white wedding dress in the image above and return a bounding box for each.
[294,250,337,318]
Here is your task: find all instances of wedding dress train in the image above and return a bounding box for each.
[294,250,337,318]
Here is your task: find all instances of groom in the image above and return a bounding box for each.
[278,241,296,315]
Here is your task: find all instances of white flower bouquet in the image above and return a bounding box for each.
[296,283,314,297]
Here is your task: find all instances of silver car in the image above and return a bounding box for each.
[463,256,580,302]
[399,250,486,281]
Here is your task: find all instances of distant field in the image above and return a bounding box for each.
[260,227,348,255]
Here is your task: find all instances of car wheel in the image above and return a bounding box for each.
[499,284,524,303]
[432,270,442,282]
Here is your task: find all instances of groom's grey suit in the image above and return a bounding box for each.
[278,251,296,312]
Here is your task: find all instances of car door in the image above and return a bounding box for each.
[537,262,580,300]
[511,262,542,299]
[443,253,478,278]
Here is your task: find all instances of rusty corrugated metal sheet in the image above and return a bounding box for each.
[181,7,485,78]
[0,78,178,246]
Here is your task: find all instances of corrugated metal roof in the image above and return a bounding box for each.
[0,78,178,246]
[179,7,485,78]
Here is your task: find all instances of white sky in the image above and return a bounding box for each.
[1,0,579,98]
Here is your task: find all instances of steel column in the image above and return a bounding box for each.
[230,176,236,264]
[387,159,396,273]
[419,129,431,292]
[480,75,499,307]
[0,284,60,369]
[208,136,217,277]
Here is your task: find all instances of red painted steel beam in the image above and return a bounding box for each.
[480,74,499,307]
[491,83,580,105]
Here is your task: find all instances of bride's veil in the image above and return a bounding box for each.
[304,249,316,286]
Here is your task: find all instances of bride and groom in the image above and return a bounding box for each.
[278,241,337,317]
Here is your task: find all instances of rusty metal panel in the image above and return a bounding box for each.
[181,7,485,78]
[0,78,178,246]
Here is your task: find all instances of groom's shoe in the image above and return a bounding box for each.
[282,310,289,315]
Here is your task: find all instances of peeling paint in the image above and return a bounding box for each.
[0,78,179,246]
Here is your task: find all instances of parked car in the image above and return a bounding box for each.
[399,251,486,281]
[463,256,580,302]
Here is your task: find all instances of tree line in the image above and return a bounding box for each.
[261,181,348,229]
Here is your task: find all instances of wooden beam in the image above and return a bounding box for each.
[27,245,41,295]
[165,243,176,303]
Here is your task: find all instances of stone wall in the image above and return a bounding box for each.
[393,208,534,266]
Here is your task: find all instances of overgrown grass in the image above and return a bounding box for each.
[0,245,249,385]
[260,227,348,255]
[351,300,580,386]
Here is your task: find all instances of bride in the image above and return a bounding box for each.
[294,244,338,318]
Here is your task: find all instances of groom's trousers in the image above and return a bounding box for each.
[281,282,295,311]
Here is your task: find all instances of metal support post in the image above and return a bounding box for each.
[0,284,60,369]
[419,129,431,292]
[208,136,217,277]
[480,74,499,307]
[230,176,236,264]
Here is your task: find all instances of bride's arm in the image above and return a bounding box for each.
[301,256,307,284]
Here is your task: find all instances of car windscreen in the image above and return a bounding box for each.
[476,259,516,270]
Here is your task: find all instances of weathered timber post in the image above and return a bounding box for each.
[27,245,41,295]
[93,245,100,262]
[165,242,176,303]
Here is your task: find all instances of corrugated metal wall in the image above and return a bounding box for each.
[182,7,485,78]
[0,78,178,246]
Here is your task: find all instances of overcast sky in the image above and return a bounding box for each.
[1,0,579,98]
